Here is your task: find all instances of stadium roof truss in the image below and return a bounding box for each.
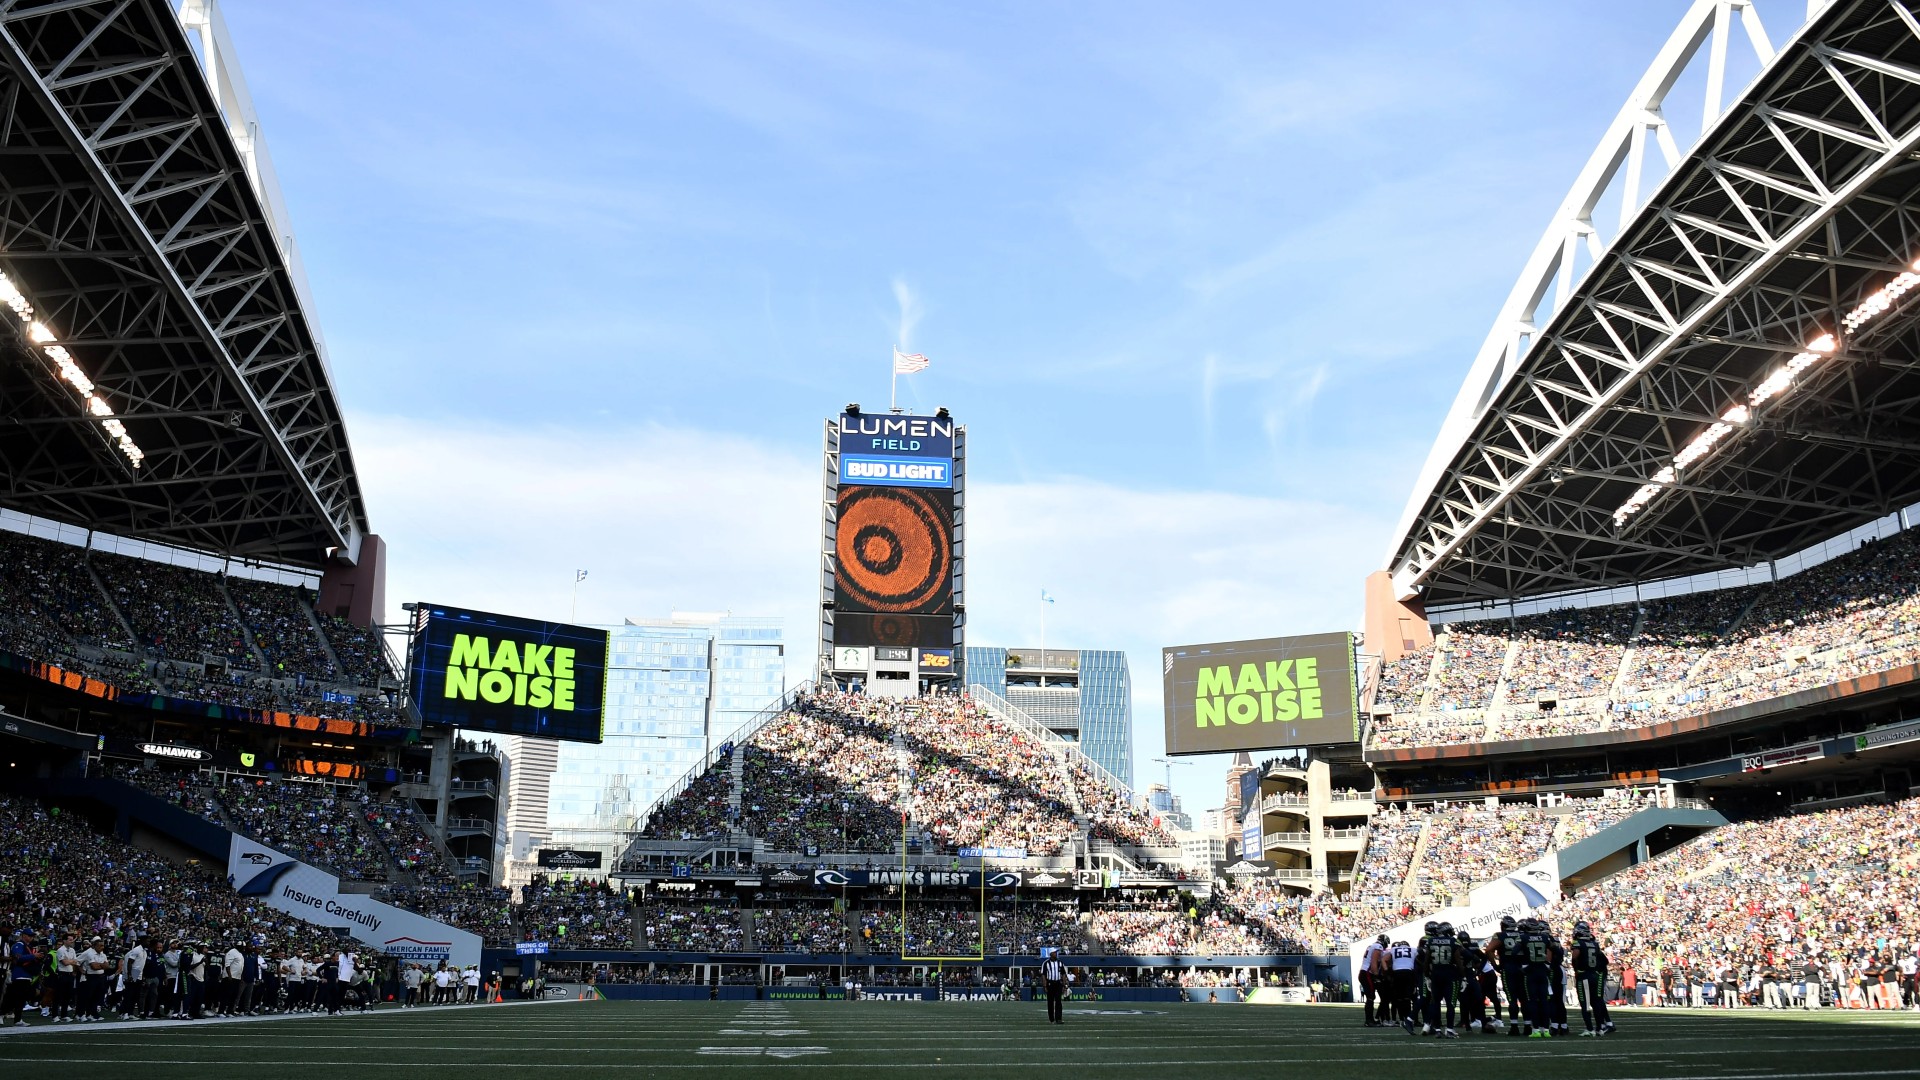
[0,0,366,567]
[1390,0,1920,605]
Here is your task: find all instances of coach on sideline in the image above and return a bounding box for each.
[1042,953,1068,1025]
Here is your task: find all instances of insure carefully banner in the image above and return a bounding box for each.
[228,835,480,968]
[1162,632,1359,754]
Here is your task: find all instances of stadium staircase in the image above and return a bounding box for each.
[301,601,349,677]
[82,557,140,648]
[1479,640,1522,740]
[215,580,272,671]
[1415,643,1442,713]
[1395,819,1435,900]
[1600,606,1651,704]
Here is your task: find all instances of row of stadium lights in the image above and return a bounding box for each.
[1611,258,1920,529]
[0,272,144,468]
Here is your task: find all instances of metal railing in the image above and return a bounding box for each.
[628,682,813,842]
[1262,831,1311,847]
[967,683,1136,802]
[446,817,494,836]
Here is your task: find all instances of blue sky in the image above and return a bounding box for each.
[221,0,1788,817]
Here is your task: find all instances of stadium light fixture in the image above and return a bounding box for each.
[0,271,144,468]
[1611,263,1920,529]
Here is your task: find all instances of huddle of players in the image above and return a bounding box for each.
[1364,915,1616,1039]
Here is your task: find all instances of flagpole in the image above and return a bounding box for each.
[890,346,898,412]
[1039,593,1046,689]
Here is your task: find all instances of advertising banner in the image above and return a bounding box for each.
[408,604,609,744]
[811,868,1024,889]
[832,646,871,671]
[536,847,604,870]
[918,648,955,673]
[1347,851,1560,999]
[1855,718,1920,751]
[1241,813,1263,861]
[1162,632,1360,755]
[228,835,480,968]
[836,412,955,489]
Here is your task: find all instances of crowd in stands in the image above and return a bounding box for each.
[638,763,735,842]
[1554,793,1650,848]
[639,690,1168,859]
[633,900,740,951]
[1088,897,1191,954]
[93,551,252,667]
[1368,528,1920,749]
[1350,813,1421,903]
[1427,630,1506,711]
[0,530,134,654]
[1553,796,1920,1007]
[1372,648,1433,715]
[319,614,396,687]
[0,793,345,985]
[198,775,392,883]
[1404,806,1556,904]
[520,878,632,949]
[753,905,847,953]
[224,578,337,681]
[0,528,406,727]
[1074,759,1176,847]
[377,884,515,947]
[1504,607,1634,705]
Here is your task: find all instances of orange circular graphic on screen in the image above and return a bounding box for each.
[835,485,952,613]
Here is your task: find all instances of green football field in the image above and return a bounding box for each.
[1,999,1916,1079]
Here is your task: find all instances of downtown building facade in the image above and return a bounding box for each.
[501,613,784,883]
[963,645,1133,789]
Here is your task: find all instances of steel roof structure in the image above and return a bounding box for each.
[1390,0,1920,605]
[0,0,365,568]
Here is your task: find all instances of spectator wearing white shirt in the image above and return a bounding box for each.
[50,934,78,1023]
[78,937,109,1020]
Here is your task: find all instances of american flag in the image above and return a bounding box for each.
[892,347,930,374]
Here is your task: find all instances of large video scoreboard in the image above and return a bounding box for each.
[408,604,608,743]
[824,410,962,658]
[1161,632,1359,754]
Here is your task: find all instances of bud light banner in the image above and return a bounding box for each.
[228,835,480,968]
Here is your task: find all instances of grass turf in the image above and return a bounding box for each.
[0,1000,1916,1078]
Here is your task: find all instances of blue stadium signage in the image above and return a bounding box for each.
[839,454,952,488]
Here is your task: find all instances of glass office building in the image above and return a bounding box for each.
[544,614,785,832]
[963,645,1133,789]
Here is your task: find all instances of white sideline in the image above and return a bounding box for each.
[0,997,576,1036]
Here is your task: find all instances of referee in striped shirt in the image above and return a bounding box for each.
[1042,953,1068,1024]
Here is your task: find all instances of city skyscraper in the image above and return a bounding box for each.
[542,613,784,834]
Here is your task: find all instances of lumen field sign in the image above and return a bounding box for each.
[1161,632,1359,754]
[409,604,609,744]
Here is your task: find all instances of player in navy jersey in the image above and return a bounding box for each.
[1491,915,1527,1036]
[1520,918,1557,1038]
[1421,922,1461,1037]
[1569,921,1615,1036]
